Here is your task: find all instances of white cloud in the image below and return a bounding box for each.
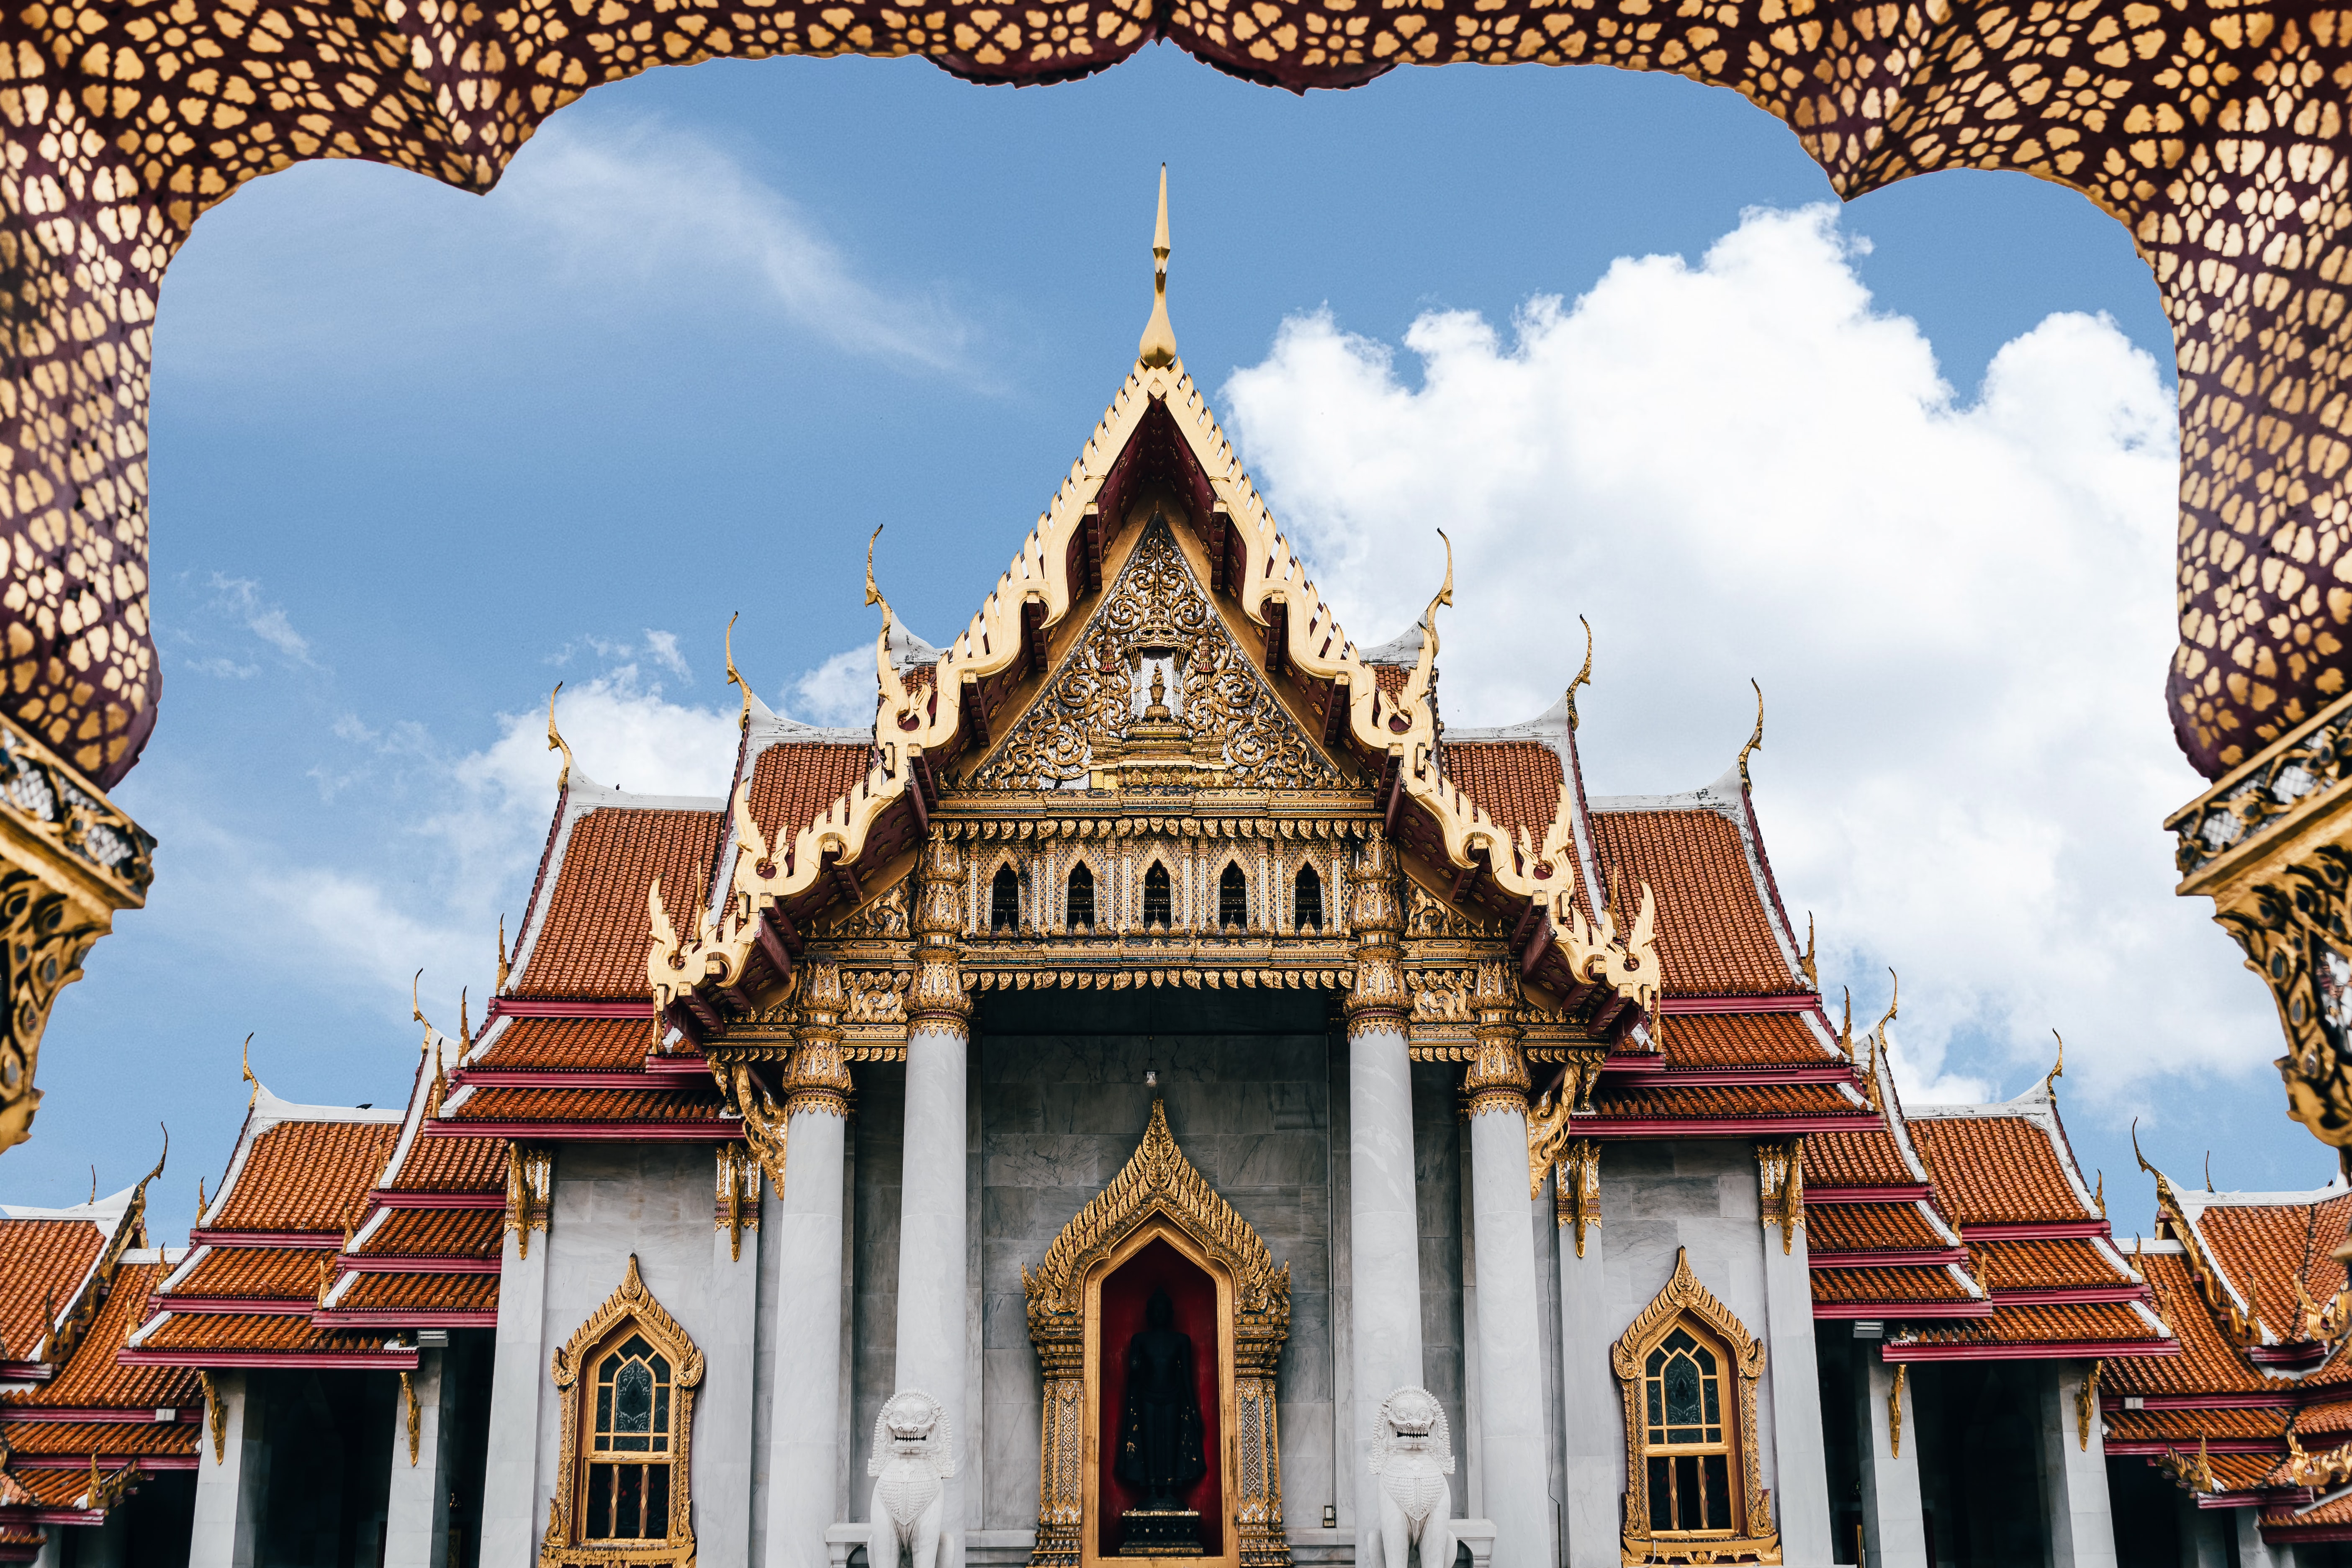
[1222,204,2255,1113]
[208,573,321,667]
[786,646,879,730]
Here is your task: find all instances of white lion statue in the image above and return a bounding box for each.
[1369,1386,1458,1568]
[867,1390,955,1568]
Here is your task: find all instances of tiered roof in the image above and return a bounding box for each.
[0,1168,195,1556]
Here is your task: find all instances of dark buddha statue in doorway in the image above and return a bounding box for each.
[1115,1286,1207,1555]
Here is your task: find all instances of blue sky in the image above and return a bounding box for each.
[11,47,2316,1235]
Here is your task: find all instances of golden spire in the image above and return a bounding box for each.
[1736,679,1764,789]
[1138,165,1178,370]
[1565,615,1593,732]
[725,612,751,734]
[238,1033,257,1108]
[2044,1028,2065,1098]
[548,684,573,791]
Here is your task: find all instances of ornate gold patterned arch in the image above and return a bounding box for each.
[1610,1248,1779,1568]
[541,1255,705,1568]
[1021,1098,1292,1568]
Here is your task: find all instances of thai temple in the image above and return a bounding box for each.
[8,186,2352,1568]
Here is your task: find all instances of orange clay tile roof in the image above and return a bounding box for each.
[2179,1453,2300,1493]
[162,1247,330,1301]
[2196,1195,2352,1342]
[1981,1238,2136,1290]
[327,1274,498,1315]
[2103,1256,2281,1396]
[441,1086,726,1125]
[4,1265,197,1411]
[1589,810,1793,997]
[747,743,871,859]
[1810,1265,1978,1304]
[513,807,723,1000]
[1373,666,1409,700]
[0,1220,102,1362]
[476,1016,652,1073]
[1898,1301,2167,1347]
[2104,1407,2293,1444]
[1664,1012,1835,1068]
[0,1421,198,1459]
[2284,1399,2352,1437]
[383,1135,505,1196]
[14,1470,100,1508]
[354,1210,501,1260]
[211,1120,400,1234]
[1586,1083,1864,1121]
[1907,1115,2087,1225]
[131,1312,395,1359]
[1806,1127,1920,1189]
[1808,1203,1952,1253]
[1443,743,1561,837]
[2271,1489,2352,1527]
[0,1523,40,1545]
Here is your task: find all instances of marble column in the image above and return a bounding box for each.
[1343,825,1427,1553]
[478,1147,551,1568]
[2236,1504,2294,1568]
[189,1370,268,1568]
[895,837,973,1568]
[383,1347,460,1568]
[2039,1360,2120,1568]
[702,1146,764,1568]
[1463,960,1554,1567]
[1854,1346,1928,1568]
[1556,1141,1617,1568]
[762,961,856,1568]
[1757,1141,1832,1565]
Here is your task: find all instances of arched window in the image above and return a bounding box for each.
[1219,863,1247,929]
[1293,866,1323,931]
[1067,863,1096,929]
[1612,1248,1769,1560]
[1643,1327,1733,1535]
[1142,862,1172,928]
[992,864,1020,931]
[549,1255,702,1564]
[586,1332,674,1541]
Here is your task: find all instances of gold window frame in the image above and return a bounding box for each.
[1609,1248,1781,1567]
[541,1256,704,1568]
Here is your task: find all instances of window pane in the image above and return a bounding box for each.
[610,1361,653,1450]
[1220,863,1247,927]
[616,1463,645,1538]
[1703,1455,1733,1531]
[594,1384,613,1445]
[1646,1380,1663,1432]
[1648,1457,1672,1532]
[652,1385,670,1449]
[992,866,1019,929]
[1068,866,1095,928]
[1665,1329,1696,1353]
[1295,867,1322,929]
[1646,1347,1667,1376]
[1675,1456,1703,1532]
[618,1335,651,1361]
[1664,1355,1703,1426]
[1144,864,1172,926]
[1703,1375,1721,1427]
[586,1465,613,1540]
[645,1465,671,1539]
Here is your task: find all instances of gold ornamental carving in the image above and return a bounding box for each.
[0,711,154,1154]
[1463,959,1529,1116]
[506,1145,553,1260]
[1611,1249,1780,1567]
[971,519,1344,794]
[909,836,973,1033]
[1346,826,1407,1039]
[1755,1139,1804,1257]
[784,959,855,1118]
[541,1256,703,1568]
[715,1144,760,1262]
[1021,1099,1292,1568]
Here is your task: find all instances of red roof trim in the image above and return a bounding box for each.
[12,1457,198,1472]
[144,1297,313,1316]
[1883,1340,2179,1362]
[2102,1393,2300,1411]
[2103,1440,2288,1457]
[1811,1301,1992,1319]
[1599,1055,1667,1075]
[1655,1066,1856,1086]
[312,1311,499,1329]
[453,1072,661,1090]
[1577,1114,1878,1137]
[421,1120,740,1142]
[1657,995,1821,1014]
[337,1259,499,1275]
[0,1410,202,1425]
[116,1349,418,1370]
[485,998,655,1021]
[1810,1186,1935,1204]
[0,1362,51,1382]
[1990,1286,2152,1306]
[1961,1221,2114,1240]
[186,1231,342,1249]
[364,1193,504,1211]
[1810,1249,1971,1268]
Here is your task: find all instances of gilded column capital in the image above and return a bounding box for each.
[1345,825,1406,1038]
[1465,957,1529,1116]
[908,836,973,1034]
[783,958,854,1118]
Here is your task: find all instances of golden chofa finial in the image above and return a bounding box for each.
[1736,679,1764,789]
[548,684,573,791]
[1138,165,1178,370]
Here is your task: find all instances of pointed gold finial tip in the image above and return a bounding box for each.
[1139,165,1178,370]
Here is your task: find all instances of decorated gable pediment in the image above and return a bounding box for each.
[968,519,1350,794]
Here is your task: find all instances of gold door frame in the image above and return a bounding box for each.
[1023,1098,1293,1568]
[1080,1216,1240,1568]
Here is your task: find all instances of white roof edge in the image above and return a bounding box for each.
[1446,691,1572,743]
[0,1187,136,1222]
[2177,1179,2352,1210]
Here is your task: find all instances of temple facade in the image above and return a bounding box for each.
[8,198,2349,1568]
